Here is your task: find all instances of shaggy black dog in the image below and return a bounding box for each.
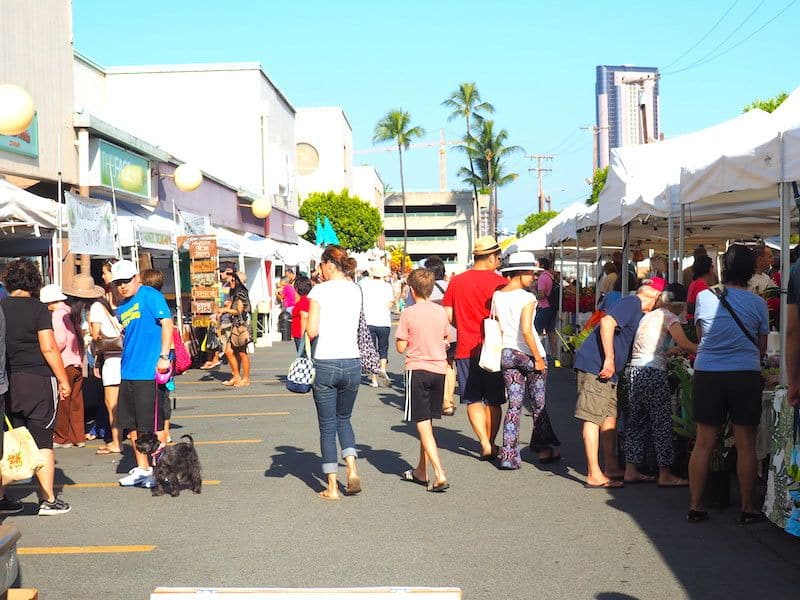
[135,433,202,497]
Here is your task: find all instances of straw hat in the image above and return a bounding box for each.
[500,251,543,274]
[63,274,105,299]
[472,235,501,257]
[368,262,389,278]
[39,284,67,304]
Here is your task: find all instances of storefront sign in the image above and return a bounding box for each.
[0,113,38,158]
[136,226,173,251]
[65,192,117,256]
[188,237,217,260]
[190,259,217,273]
[190,272,217,287]
[186,235,219,327]
[182,211,212,236]
[90,139,151,199]
[192,287,218,300]
[191,300,215,315]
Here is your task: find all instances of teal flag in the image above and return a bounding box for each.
[323,216,339,245]
[315,216,324,246]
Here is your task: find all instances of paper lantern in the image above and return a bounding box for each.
[173,164,202,192]
[0,85,35,136]
[293,219,309,236]
[251,196,272,219]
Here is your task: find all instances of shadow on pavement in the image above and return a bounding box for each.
[389,423,478,459]
[264,445,326,493]
[356,443,409,476]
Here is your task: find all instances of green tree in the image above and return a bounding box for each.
[298,189,382,252]
[442,83,494,234]
[457,119,523,236]
[585,166,608,206]
[373,109,425,258]
[743,91,788,113]
[516,210,559,237]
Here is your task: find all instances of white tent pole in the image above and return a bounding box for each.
[558,242,564,362]
[667,215,674,283]
[171,197,184,329]
[575,231,581,325]
[621,223,629,295]
[678,205,686,284]
[595,223,603,298]
[779,178,790,387]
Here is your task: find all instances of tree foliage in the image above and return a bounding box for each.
[298,189,382,253]
[743,92,788,114]
[516,210,559,237]
[586,166,608,206]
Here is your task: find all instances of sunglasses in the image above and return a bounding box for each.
[114,277,134,285]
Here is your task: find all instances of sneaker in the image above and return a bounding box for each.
[0,497,24,515]
[38,498,71,515]
[137,473,157,489]
[118,467,153,487]
[52,442,73,449]
[369,380,379,388]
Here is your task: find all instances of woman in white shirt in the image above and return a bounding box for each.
[89,295,124,455]
[360,262,394,387]
[307,245,363,500]
[492,252,560,470]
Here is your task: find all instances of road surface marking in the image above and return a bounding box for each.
[176,393,298,400]
[19,545,157,555]
[178,380,283,386]
[176,411,290,419]
[86,440,262,448]
[13,480,221,489]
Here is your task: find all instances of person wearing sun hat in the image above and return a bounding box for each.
[360,261,393,387]
[111,260,174,488]
[572,276,665,489]
[492,252,561,469]
[442,235,507,460]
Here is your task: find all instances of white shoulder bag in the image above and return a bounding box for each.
[479,301,503,373]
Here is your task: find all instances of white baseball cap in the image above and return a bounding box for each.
[39,284,67,304]
[110,260,138,282]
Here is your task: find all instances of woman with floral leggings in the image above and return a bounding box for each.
[491,252,560,469]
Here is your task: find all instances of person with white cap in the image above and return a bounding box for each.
[492,252,560,469]
[442,235,507,460]
[0,259,72,515]
[360,261,393,387]
[111,260,174,488]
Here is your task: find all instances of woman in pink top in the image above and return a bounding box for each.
[41,284,86,448]
[396,268,451,492]
[686,255,714,320]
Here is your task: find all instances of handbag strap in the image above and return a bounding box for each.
[4,415,12,431]
[102,304,123,338]
[304,332,312,360]
[710,285,759,348]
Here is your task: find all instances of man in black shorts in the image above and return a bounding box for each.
[111,261,174,488]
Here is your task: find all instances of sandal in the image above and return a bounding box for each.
[687,510,709,523]
[345,474,362,495]
[221,379,241,387]
[95,447,122,455]
[318,490,341,501]
[584,480,624,489]
[427,481,450,493]
[235,379,251,388]
[400,470,428,487]
[740,511,766,525]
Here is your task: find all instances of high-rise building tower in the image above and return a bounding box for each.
[596,65,660,169]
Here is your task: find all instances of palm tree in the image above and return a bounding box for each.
[457,119,522,237]
[442,83,494,234]
[373,109,425,259]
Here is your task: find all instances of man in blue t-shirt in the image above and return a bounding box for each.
[111,260,174,488]
[573,277,665,488]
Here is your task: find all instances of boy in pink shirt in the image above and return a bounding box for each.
[396,268,450,492]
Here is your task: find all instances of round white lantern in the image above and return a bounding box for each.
[173,164,203,192]
[293,219,309,236]
[251,196,272,219]
[0,85,35,136]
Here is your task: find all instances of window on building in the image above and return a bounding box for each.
[384,205,457,216]
[296,143,319,176]
[384,229,457,241]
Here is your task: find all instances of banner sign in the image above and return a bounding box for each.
[0,113,39,158]
[188,238,217,260]
[181,211,213,236]
[136,226,174,251]
[65,192,117,256]
[186,235,219,327]
[90,139,151,199]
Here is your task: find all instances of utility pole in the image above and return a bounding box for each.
[527,154,553,213]
[581,125,608,173]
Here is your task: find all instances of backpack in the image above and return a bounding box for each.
[172,327,192,375]
[542,271,560,308]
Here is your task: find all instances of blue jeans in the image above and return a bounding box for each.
[311,358,361,474]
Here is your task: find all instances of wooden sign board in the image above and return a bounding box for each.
[152,588,461,599]
[192,286,218,300]
[190,259,218,274]
[188,237,217,260]
[191,300,215,315]
[190,273,217,287]
[191,316,211,328]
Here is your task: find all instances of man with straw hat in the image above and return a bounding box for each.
[442,236,507,460]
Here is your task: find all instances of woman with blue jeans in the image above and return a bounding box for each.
[307,245,363,501]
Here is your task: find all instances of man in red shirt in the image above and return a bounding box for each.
[443,236,507,460]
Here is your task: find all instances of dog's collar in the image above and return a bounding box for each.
[151,442,167,464]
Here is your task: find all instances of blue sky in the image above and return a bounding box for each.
[73,0,799,233]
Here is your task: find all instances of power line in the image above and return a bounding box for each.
[662,0,740,69]
[545,128,581,154]
[665,0,798,75]
[662,0,768,75]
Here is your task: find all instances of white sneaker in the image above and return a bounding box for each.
[137,473,157,489]
[369,380,379,388]
[118,467,153,487]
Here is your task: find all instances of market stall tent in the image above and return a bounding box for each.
[0,178,59,257]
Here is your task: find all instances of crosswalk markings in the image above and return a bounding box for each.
[176,411,290,419]
[19,545,157,555]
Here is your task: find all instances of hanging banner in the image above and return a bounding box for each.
[65,192,116,256]
[187,235,219,328]
[136,225,174,251]
[0,113,39,158]
[181,211,213,236]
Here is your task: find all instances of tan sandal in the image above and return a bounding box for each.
[221,379,240,387]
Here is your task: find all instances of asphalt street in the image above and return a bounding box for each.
[3,337,799,599]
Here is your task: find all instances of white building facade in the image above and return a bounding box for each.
[294,107,353,202]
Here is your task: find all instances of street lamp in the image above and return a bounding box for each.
[293,219,309,236]
[173,163,203,192]
[0,84,35,136]
[250,196,272,219]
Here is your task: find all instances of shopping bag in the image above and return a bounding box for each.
[1,416,44,484]
[286,334,315,394]
[478,314,503,373]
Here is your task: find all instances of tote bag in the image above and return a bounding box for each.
[357,290,381,375]
[1,416,44,484]
[478,304,503,373]
[286,334,315,394]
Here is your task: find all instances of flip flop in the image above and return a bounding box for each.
[623,475,657,484]
[658,480,689,488]
[427,481,450,493]
[235,380,251,388]
[400,470,428,487]
[95,447,122,455]
[584,480,624,489]
[318,491,341,501]
[221,379,240,387]
[345,475,362,495]
[687,510,709,523]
